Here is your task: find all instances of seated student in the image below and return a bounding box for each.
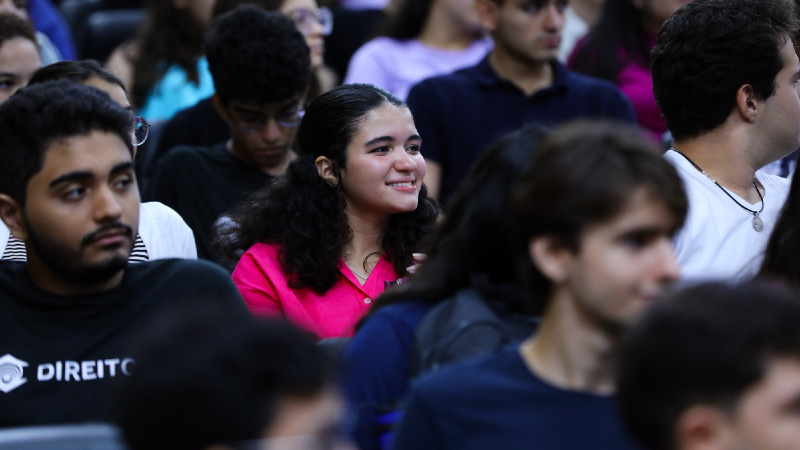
[0,81,245,428]
[342,124,549,450]
[0,12,41,104]
[617,282,800,450]
[0,0,61,64]
[343,0,492,101]
[217,84,438,339]
[390,121,687,450]
[0,60,197,262]
[568,0,683,142]
[406,0,636,203]
[653,0,799,280]
[106,0,216,123]
[152,0,335,173]
[117,311,349,450]
[144,6,311,262]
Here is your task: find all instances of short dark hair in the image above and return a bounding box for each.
[617,281,800,450]
[28,60,126,92]
[116,310,331,450]
[0,12,38,50]
[652,0,799,140]
[211,0,284,19]
[511,120,687,308]
[205,5,310,105]
[0,81,134,205]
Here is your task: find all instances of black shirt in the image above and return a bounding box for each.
[143,143,273,262]
[0,259,246,427]
[406,58,637,204]
[150,97,230,177]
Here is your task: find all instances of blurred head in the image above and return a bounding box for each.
[212,0,331,69]
[618,282,800,450]
[0,81,138,289]
[379,0,483,42]
[308,84,426,221]
[117,310,345,450]
[28,60,150,148]
[207,6,311,171]
[631,0,687,34]
[0,0,27,18]
[652,0,800,150]
[171,0,216,29]
[512,121,687,331]
[0,13,40,105]
[477,0,567,63]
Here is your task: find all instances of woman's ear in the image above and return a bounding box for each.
[529,235,574,284]
[315,156,339,186]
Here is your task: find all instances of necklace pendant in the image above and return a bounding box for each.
[752,214,764,232]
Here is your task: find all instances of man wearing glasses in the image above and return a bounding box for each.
[145,6,312,263]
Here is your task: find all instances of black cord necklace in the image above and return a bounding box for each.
[672,149,765,232]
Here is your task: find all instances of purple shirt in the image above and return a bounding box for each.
[344,37,493,100]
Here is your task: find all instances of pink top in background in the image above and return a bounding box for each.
[232,242,399,339]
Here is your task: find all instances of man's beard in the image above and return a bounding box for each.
[25,220,133,286]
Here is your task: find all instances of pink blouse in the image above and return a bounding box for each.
[231,242,400,339]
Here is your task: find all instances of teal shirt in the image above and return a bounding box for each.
[138,57,215,123]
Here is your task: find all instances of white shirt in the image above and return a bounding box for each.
[0,202,197,261]
[665,150,790,281]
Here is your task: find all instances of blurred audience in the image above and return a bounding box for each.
[217,84,437,339]
[342,124,548,450]
[153,0,336,169]
[569,0,684,141]
[654,0,799,280]
[144,6,310,262]
[343,0,491,101]
[0,81,244,427]
[391,121,686,450]
[117,311,351,450]
[406,0,636,203]
[0,13,41,104]
[0,60,197,263]
[27,0,75,61]
[618,282,800,450]
[0,0,60,64]
[557,0,603,61]
[106,0,216,122]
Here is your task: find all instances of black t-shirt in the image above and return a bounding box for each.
[150,97,230,177]
[0,259,246,427]
[391,346,642,450]
[143,143,273,262]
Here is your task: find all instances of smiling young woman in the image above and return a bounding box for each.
[215,83,438,339]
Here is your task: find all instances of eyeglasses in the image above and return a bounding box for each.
[288,6,333,36]
[133,115,150,146]
[230,104,306,134]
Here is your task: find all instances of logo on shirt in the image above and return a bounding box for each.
[0,354,28,393]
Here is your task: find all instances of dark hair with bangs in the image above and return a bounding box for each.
[0,12,38,50]
[652,0,799,140]
[511,120,687,309]
[205,6,310,106]
[0,81,134,205]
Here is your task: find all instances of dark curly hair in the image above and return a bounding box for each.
[569,0,650,82]
[0,12,37,50]
[205,5,310,105]
[28,60,125,91]
[128,0,207,109]
[215,84,438,292]
[652,0,798,141]
[0,81,133,205]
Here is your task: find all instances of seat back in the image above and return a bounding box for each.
[82,9,145,62]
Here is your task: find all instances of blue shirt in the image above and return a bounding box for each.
[406,57,637,204]
[342,300,433,450]
[391,346,642,450]
[27,0,75,61]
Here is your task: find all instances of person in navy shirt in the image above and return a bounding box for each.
[407,0,636,203]
[391,121,687,450]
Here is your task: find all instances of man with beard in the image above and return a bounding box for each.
[0,81,246,428]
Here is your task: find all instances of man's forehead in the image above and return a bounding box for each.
[37,133,133,180]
